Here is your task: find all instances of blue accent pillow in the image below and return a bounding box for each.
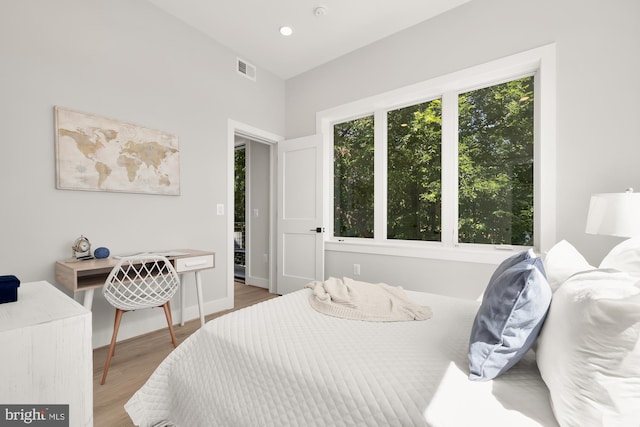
[485,248,535,291]
[468,251,552,381]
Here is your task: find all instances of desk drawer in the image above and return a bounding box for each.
[175,254,214,272]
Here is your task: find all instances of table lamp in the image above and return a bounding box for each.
[585,188,640,238]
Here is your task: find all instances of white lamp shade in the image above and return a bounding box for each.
[585,192,640,238]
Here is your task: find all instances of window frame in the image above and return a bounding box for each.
[317,44,556,264]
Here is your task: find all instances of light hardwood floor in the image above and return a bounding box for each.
[92,282,278,427]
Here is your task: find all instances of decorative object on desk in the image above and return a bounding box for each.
[585,188,640,238]
[54,106,180,196]
[94,246,110,259]
[0,275,20,304]
[72,235,93,260]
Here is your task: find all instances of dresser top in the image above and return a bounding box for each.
[0,281,89,332]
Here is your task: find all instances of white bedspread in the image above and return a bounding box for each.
[126,289,558,427]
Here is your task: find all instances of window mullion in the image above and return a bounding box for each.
[374,109,387,242]
[441,91,459,248]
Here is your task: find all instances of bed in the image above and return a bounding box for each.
[126,239,640,427]
[125,286,558,426]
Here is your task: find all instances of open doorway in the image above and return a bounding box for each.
[234,144,246,282]
[233,134,273,289]
[228,120,281,295]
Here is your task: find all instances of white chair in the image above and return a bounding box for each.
[101,255,180,385]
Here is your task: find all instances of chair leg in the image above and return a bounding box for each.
[101,308,125,385]
[162,301,178,348]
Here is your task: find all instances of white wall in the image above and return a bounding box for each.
[0,0,285,347]
[285,0,640,298]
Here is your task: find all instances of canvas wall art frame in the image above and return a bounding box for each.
[54,107,180,196]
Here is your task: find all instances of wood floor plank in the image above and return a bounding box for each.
[93,283,277,426]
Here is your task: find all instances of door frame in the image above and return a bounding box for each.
[227,120,283,295]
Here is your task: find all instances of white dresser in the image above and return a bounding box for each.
[0,280,93,426]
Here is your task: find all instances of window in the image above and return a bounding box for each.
[322,45,555,259]
[458,77,534,246]
[387,100,442,242]
[334,116,374,238]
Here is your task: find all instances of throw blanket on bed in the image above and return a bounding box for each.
[305,277,432,321]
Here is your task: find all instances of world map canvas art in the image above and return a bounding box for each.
[55,107,180,195]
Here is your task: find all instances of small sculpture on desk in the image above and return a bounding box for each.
[72,235,93,260]
[94,247,110,259]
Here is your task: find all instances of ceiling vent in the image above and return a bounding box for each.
[237,58,256,81]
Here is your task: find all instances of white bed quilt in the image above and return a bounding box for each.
[126,289,558,427]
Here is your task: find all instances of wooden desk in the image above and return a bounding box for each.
[55,249,214,327]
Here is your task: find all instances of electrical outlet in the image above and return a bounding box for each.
[353,264,361,276]
[216,204,224,215]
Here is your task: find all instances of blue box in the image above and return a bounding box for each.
[0,275,20,304]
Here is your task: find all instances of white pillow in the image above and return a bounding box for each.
[536,269,640,427]
[600,236,640,279]
[543,240,595,292]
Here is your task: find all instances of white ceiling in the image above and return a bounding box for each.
[146,0,471,80]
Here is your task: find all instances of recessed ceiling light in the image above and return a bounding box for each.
[279,26,293,36]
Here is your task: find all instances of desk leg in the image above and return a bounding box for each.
[179,273,186,326]
[195,270,205,327]
[82,288,95,310]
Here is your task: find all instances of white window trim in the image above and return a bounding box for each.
[316,44,556,264]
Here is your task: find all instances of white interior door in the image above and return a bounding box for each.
[277,134,324,294]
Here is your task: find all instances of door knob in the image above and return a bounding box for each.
[309,227,325,233]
